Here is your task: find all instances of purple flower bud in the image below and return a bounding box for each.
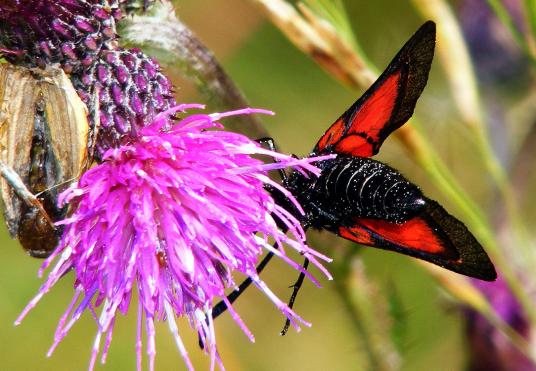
[143,60,157,79]
[80,54,94,67]
[112,111,129,133]
[103,50,119,65]
[83,36,98,51]
[51,19,73,38]
[96,63,111,85]
[121,51,137,69]
[93,7,111,21]
[0,0,120,71]
[71,48,176,158]
[74,16,95,33]
[134,73,148,92]
[114,64,129,84]
[130,90,145,115]
[111,83,124,105]
[60,43,77,60]
[465,276,534,371]
[100,110,111,128]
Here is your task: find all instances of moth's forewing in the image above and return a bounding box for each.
[313,21,436,157]
[0,64,89,257]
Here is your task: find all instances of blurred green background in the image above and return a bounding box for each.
[1,0,534,370]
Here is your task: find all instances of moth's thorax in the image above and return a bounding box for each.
[286,156,425,229]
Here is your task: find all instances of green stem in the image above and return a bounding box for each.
[331,251,398,371]
[474,124,534,262]
[524,0,536,54]
[331,251,378,370]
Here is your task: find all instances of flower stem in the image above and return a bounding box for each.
[331,249,400,371]
[428,266,536,365]
[118,2,270,139]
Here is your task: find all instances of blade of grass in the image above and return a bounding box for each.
[330,248,400,371]
[523,0,536,53]
[302,0,358,49]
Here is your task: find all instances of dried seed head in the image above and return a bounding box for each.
[0,64,89,257]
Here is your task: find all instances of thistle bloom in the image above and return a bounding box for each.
[16,104,333,371]
[465,276,533,371]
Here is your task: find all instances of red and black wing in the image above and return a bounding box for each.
[314,21,436,157]
[338,198,497,281]
[311,21,496,280]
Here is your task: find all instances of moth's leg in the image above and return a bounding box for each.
[211,249,275,320]
[280,257,309,335]
[256,137,288,182]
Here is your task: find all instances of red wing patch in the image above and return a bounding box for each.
[331,135,374,157]
[315,118,345,153]
[315,72,401,157]
[313,21,436,158]
[337,197,497,281]
[339,216,456,259]
[358,217,451,256]
[339,224,374,245]
[334,73,400,156]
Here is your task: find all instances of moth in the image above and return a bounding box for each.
[211,21,496,326]
[0,64,89,257]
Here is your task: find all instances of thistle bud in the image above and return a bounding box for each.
[71,48,176,157]
[0,0,120,73]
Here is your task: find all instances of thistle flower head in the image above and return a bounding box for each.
[465,276,533,371]
[72,48,176,158]
[0,0,120,72]
[17,105,333,370]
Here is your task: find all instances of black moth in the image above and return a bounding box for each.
[210,21,496,333]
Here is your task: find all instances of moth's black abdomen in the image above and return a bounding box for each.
[288,156,426,227]
[318,157,425,223]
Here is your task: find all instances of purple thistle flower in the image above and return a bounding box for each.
[465,276,534,371]
[0,0,121,73]
[16,104,334,371]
